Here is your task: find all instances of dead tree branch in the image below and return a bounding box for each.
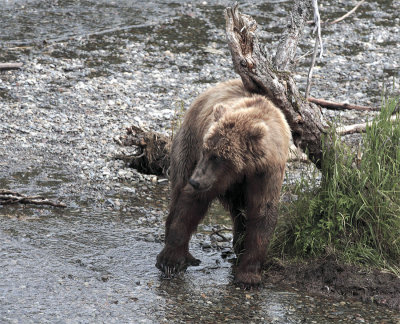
[305,0,323,98]
[307,0,366,25]
[273,0,311,71]
[0,63,23,70]
[308,97,380,111]
[0,189,66,207]
[327,0,366,25]
[114,125,171,175]
[311,0,323,58]
[210,227,231,242]
[305,37,319,99]
[337,115,398,135]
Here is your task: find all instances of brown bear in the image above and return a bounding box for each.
[156,79,290,287]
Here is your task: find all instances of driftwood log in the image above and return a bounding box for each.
[114,125,170,175]
[0,189,66,208]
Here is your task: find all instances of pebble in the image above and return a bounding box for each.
[122,187,136,194]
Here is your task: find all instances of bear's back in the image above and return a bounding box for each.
[183,79,251,137]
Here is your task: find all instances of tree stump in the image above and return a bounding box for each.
[115,125,171,176]
[225,2,328,167]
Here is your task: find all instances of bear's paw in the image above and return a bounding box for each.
[234,271,262,289]
[156,248,201,278]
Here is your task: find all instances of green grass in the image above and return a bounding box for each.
[273,98,400,275]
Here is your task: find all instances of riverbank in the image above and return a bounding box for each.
[265,258,400,311]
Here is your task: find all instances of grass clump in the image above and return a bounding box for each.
[274,98,400,274]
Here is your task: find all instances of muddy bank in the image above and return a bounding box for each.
[265,258,400,311]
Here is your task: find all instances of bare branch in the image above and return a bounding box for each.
[337,115,398,135]
[328,0,366,25]
[0,189,66,208]
[210,227,231,242]
[308,97,380,111]
[311,0,323,58]
[305,0,323,98]
[0,63,23,70]
[305,38,319,98]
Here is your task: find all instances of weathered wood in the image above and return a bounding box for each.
[327,0,366,25]
[0,63,23,70]
[273,0,311,71]
[225,3,327,167]
[337,115,398,135]
[308,97,380,111]
[114,125,171,175]
[305,38,319,98]
[0,189,66,207]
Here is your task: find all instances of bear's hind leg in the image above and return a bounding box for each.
[232,210,246,256]
[221,185,246,256]
[156,189,210,276]
[234,172,281,288]
[234,205,277,287]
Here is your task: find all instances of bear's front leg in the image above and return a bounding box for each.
[156,245,200,276]
[156,189,209,277]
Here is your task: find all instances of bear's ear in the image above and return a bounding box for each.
[249,123,267,141]
[213,104,227,121]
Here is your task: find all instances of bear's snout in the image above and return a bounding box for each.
[189,178,200,190]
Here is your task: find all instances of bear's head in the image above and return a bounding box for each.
[188,103,270,194]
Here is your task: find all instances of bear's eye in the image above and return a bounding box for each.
[209,154,219,162]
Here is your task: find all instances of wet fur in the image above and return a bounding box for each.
[156,79,290,287]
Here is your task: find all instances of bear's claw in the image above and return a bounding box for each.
[185,253,201,266]
[163,266,175,279]
[234,271,262,289]
[156,248,201,278]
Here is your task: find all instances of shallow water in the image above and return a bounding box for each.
[1,170,399,322]
[1,0,399,322]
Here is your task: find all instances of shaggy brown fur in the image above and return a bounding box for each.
[156,79,291,287]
